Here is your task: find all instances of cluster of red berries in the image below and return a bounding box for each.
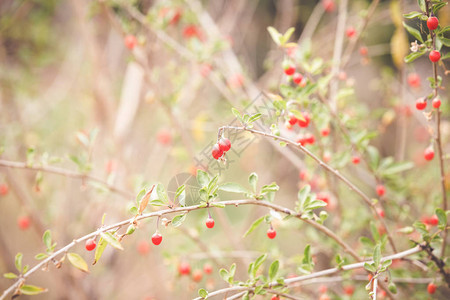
[178,262,213,282]
[297,133,315,146]
[212,137,231,160]
[422,215,439,226]
[286,112,311,130]
[282,61,306,87]
[416,98,441,111]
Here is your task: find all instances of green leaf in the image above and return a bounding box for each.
[129,206,138,214]
[93,237,108,265]
[370,221,380,242]
[281,27,295,44]
[135,188,147,203]
[219,183,249,194]
[100,232,124,250]
[388,282,397,294]
[364,262,377,273]
[403,11,423,19]
[19,285,47,295]
[417,0,426,12]
[3,272,17,279]
[172,214,186,227]
[219,268,229,282]
[15,253,22,273]
[381,259,392,269]
[42,230,52,250]
[207,175,219,195]
[373,244,381,267]
[67,252,89,273]
[413,221,429,235]
[231,108,243,123]
[243,216,265,237]
[198,288,208,298]
[268,260,279,281]
[248,113,262,124]
[436,208,447,229]
[249,173,258,192]
[402,22,423,43]
[437,37,450,47]
[267,26,281,45]
[397,226,414,234]
[260,182,279,194]
[433,2,447,14]
[156,183,168,204]
[210,202,226,208]
[302,245,313,270]
[404,50,426,63]
[253,254,267,277]
[35,253,48,260]
[298,185,311,207]
[150,199,166,206]
[197,170,210,187]
[381,161,414,176]
[174,185,186,201]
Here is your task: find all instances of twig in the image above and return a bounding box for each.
[420,243,450,288]
[0,159,133,198]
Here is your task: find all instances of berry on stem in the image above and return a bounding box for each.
[0,184,8,196]
[429,215,439,226]
[124,35,138,50]
[352,156,361,165]
[293,73,303,85]
[288,114,298,125]
[376,184,386,197]
[271,296,279,300]
[267,228,276,239]
[427,16,439,31]
[211,144,223,160]
[427,282,436,294]
[429,50,441,62]
[346,27,356,38]
[297,112,310,128]
[322,0,335,13]
[203,263,213,274]
[192,269,203,282]
[205,217,215,229]
[321,127,330,137]
[282,61,296,76]
[432,98,441,109]
[359,46,368,56]
[178,262,191,275]
[218,137,231,152]
[415,98,427,110]
[424,147,435,161]
[85,238,96,251]
[343,285,355,296]
[17,216,30,230]
[151,232,162,245]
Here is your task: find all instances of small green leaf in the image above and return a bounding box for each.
[388,282,397,294]
[174,185,186,201]
[15,253,22,273]
[267,26,281,45]
[381,259,392,269]
[172,214,186,227]
[397,226,414,234]
[249,173,258,192]
[404,50,426,63]
[219,268,229,282]
[156,184,168,204]
[248,113,262,124]
[211,202,225,208]
[198,288,208,298]
[197,170,210,187]
[126,224,136,235]
[42,230,52,250]
[260,182,279,194]
[253,254,266,277]
[3,273,17,279]
[402,22,423,43]
[282,27,295,44]
[100,232,124,250]
[135,188,147,203]
[219,183,249,193]
[364,262,377,273]
[35,253,48,260]
[20,284,47,295]
[129,206,138,214]
[373,244,381,267]
[268,260,279,281]
[67,252,89,273]
[243,216,265,237]
[436,208,447,229]
[370,221,380,242]
[93,237,108,265]
[403,11,423,19]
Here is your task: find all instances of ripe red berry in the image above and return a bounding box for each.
[346,27,356,38]
[352,156,361,164]
[297,112,310,128]
[321,127,330,137]
[305,133,315,145]
[427,282,437,294]
[343,285,355,296]
[157,129,172,145]
[137,240,150,255]
[322,0,335,12]
[293,73,303,85]
[267,228,276,239]
[377,209,385,218]
[192,269,203,282]
[359,46,368,56]
[271,296,279,300]
[124,35,138,50]
[85,238,96,251]
[407,73,421,88]
[415,98,427,110]
[151,232,162,245]
[183,25,202,40]
[317,193,329,205]
[205,217,215,229]
[203,263,213,274]
[17,216,30,230]
[376,184,386,197]
[319,285,328,294]
[0,184,8,196]
[424,147,435,161]
[283,61,296,76]
[288,113,298,125]
[429,50,441,62]
[432,98,441,108]
[427,16,439,31]
[211,144,224,160]
[218,137,231,152]
[429,215,439,226]
[178,262,191,275]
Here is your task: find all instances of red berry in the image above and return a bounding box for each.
[317,193,329,205]
[178,262,191,275]
[376,184,386,197]
[343,285,355,296]
[293,73,303,85]
[192,269,203,282]
[346,27,356,38]
[407,73,421,88]
[322,0,335,12]
[17,216,30,230]
[157,129,172,145]
[299,170,308,181]
[267,228,276,239]
[203,263,213,274]
[305,133,315,145]
[211,144,224,160]
[297,112,310,128]
[359,46,368,56]
[415,98,427,110]
[124,35,137,50]
[137,240,150,255]
[288,113,298,125]
[429,50,441,62]
[85,238,96,251]
[183,25,202,40]
[377,209,385,218]
[218,137,231,152]
[429,215,439,226]
[427,16,439,31]
[283,63,296,76]
[271,296,279,300]
[427,282,437,294]
[205,217,215,229]
[424,147,435,161]
[321,127,330,137]
[432,98,441,108]
[297,137,307,146]
[319,294,331,300]
[352,156,361,164]
[319,285,328,294]
[151,232,162,245]
[0,184,8,196]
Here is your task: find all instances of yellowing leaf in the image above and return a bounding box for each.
[390,0,403,28]
[391,28,409,69]
[20,284,48,295]
[67,253,89,273]
[100,232,124,250]
[93,238,107,265]
[139,185,155,214]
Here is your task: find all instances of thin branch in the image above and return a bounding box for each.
[0,159,133,198]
